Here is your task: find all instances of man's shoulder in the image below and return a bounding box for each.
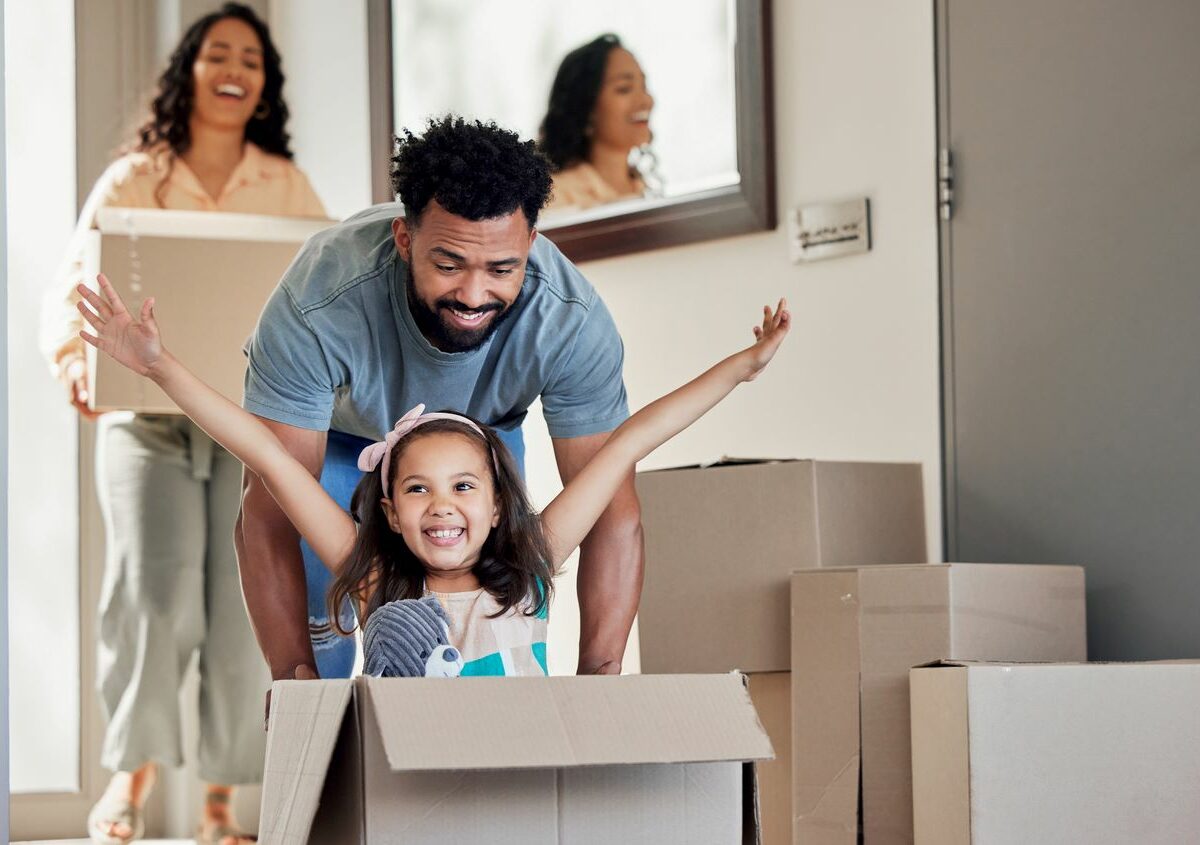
[281,202,402,313]
[510,235,622,359]
[525,234,599,312]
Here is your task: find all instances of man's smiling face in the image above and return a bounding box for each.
[393,201,536,353]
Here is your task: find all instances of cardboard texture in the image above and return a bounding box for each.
[260,674,774,844]
[910,660,1200,845]
[85,207,333,413]
[636,460,926,675]
[791,564,1087,845]
[746,673,791,845]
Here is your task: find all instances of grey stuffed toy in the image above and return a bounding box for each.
[363,595,465,678]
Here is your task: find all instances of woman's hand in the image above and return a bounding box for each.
[743,298,791,381]
[76,274,165,377]
[61,357,103,420]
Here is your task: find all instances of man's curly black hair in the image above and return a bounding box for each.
[390,116,553,229]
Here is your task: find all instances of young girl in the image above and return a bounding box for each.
[77,273,789,677]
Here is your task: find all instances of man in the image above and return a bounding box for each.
[235,116,642,683]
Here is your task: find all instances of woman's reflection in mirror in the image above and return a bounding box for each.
[540,33,659,212]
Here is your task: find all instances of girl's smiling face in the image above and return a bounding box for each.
[380,431,500,582]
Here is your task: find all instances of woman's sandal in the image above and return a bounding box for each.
[196,791,256,845]
[195,824,257,845]
[86,793,145,844]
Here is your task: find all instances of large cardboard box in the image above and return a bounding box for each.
[260,674,774,844]
[636,459,926,675]
[791,564,1087,844]
[911,660,1200,844]
[84,207,333,412]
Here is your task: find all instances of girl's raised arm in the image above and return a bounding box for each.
[77,274,357,574]
[540,300,791,568]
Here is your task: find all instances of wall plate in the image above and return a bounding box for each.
[789,198,871,262]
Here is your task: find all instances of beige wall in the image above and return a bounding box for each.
[530,0,943,673]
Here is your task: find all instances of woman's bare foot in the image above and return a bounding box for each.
[88,762,156,843]
[198,785,256,845]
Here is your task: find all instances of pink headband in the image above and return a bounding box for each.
[357,404,492,488]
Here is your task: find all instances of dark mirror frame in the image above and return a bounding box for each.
[365,0,775,263]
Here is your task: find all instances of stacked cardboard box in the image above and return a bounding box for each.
[910,660,1200,844]
[635,461,1102,845]
[635,459,928,843]
[791,564,1087,843]
[636,459,928,676]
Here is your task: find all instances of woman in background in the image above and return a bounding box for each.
[40,4,325,843]
[539,33,657,212]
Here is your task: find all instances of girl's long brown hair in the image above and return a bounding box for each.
[327,418,554,634]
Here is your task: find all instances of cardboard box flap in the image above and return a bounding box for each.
[917,658,1079,670]
[365,674,774,772]
[640,457,796,473]
[258,680,354,844]
[97,206,333,242]
[918,658,1200,669]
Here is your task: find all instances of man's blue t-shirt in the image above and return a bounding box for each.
[242,202,629,441]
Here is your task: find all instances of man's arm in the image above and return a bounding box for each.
[552,431,644,675]
[234,417,327,680]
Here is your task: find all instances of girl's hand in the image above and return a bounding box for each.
[744,298,791,380]
[76,274,164,377]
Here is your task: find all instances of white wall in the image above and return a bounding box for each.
[2,3,11,839]
[268,0,373,218]
[261,0,942,674]
[5,0,81,793]
[529,0,943,673]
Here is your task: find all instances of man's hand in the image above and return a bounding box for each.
[263,662,319,731]
[579,660,621,675]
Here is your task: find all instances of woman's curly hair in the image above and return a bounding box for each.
[129,2,293,200]
[390,115,553,228]
[538,33,622,172]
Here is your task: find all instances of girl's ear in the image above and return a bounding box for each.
[492,497,501,528]
[380,498,403,534]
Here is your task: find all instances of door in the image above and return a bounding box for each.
[938,0,1200,659]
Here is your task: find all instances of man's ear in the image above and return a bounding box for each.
[392,217,413,262]
[380,497,403,533]
[528,226,538,249]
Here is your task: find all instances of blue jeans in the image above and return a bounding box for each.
[305,425,526,678]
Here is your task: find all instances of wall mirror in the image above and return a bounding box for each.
[368,0,775,261]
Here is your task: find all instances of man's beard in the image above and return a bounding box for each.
[406,277,515,353]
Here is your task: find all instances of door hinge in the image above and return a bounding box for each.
[938,148,954,220]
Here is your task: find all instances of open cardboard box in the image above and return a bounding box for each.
[791,563,1087,844]
[636,459,926,676]
[83,207,333,412]
[259,674,774,844]
[911,660,1200,844]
